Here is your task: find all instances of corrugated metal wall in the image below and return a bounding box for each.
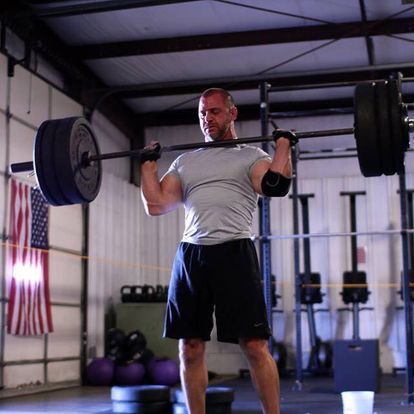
[0,52,85,390]
[88,171,183,356]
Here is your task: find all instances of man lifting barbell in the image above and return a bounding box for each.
[140,88,295,414]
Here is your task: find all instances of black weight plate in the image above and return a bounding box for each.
[205,404,233,414]
[206,387,235,404]
[54,117,102,204]
[112,401,171,414]
[174,387,234,405]
[111,385,171,402]
[375,81,395,175]
[388,80,406,175]
[354,83,382,177]
[34,120,55,204]
[34,119,71,205]
[172,402,233,414]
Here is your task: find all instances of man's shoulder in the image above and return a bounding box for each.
[174,148,204,161]
[239,144,270,158]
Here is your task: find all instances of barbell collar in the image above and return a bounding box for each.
[10,161,34,173]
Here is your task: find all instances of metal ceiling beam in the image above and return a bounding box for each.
[70,17,414,59]
[358,0,375,65]
[91,62,414,100]
[2,12,143,144]
[19,0,200,18]
[137,93,414,126]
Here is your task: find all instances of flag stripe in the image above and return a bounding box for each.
[7,179,53,336]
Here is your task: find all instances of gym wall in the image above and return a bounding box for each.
[0,49,132,391]
[0,52,84,389]
[87,168,186,357]
[90,111,131,180]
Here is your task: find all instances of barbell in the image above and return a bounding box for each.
[9,79,414,207]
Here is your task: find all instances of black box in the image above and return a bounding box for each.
[333,339,380,392]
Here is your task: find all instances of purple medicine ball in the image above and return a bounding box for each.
[147,357,180,386]
[114,362,146,385]
[86,357,115,386]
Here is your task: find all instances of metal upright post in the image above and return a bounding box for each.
[298,195,318,366]
[398,172,414,405]
[81,109,92,385]
[259,82,273,354]
[406,191,414,270]
[340,191,366,340]
[291,149,303,387]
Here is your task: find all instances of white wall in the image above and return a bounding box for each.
[90,111,130,180]
[87,171,183,357]
[0,58,86,389]
[0,48,130,391]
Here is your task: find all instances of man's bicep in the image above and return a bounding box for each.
[160,173,183,208]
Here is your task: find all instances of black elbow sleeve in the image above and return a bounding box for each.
[261,170,291,197]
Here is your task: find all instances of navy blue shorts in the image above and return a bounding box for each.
[164,239,271,344]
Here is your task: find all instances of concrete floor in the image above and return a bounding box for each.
[0,374,412,414]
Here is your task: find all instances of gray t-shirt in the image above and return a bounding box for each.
[165,145,271,245]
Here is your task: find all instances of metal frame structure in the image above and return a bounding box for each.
[258,79,414,404]
[4,2,414,129]
[398,173,414,404]
[259,83,273,354]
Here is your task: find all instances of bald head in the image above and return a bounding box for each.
[200,88,236,109]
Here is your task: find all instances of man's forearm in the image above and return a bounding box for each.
[270,139,292,177]
[140,162,164,215]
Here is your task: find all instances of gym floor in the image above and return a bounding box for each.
[0,374,412,414]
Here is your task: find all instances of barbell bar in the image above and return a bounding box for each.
[9,79,414,207]
[87,127,355,163]
[11,127,355,169]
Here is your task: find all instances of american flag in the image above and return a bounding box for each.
[7,179,53,335]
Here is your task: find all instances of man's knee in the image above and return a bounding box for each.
[239,338,270,361]
[179,338,206,366]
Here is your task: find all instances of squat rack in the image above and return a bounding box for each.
[257,80,414,403]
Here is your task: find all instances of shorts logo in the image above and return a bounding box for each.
[254,322,264,327]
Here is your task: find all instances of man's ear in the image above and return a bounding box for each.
[230,106,238,121]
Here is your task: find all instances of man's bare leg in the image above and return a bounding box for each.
[239,338,280,414]
[179,338,208,414]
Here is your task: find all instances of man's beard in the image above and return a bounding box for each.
[205,123,230,141]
